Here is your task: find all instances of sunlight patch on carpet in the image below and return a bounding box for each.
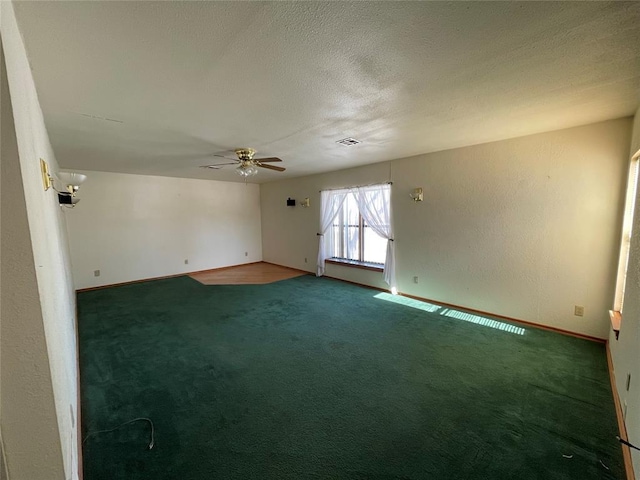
[374,292,441,312]
[440,308,526,335]
[375,292,525,335]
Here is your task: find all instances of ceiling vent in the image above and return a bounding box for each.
[336,137,361,146]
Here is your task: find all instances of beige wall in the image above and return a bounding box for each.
[1,2,78,478]
[262,118,632,339]
[1,53,64,478]
[65,171,263,289]
[609,106,640,473]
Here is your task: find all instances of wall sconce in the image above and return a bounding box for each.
[300,198,310,208]
[410,188,423,202]
[57,172,87,207]
[40,159,87,207]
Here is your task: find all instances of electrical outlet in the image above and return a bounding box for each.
[574,305,584,317]
[626,373,631,391]
[304,257,308,263]
[245,251,248,257]
[413,276,419,284]
[94,270,100,277]
[184,259,189,265]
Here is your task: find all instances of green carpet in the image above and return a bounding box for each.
[78,275,624,479]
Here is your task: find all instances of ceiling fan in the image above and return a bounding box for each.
[200,148,285,178]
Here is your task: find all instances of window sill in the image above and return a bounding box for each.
[326,258,384,272]
[609,310,621,340]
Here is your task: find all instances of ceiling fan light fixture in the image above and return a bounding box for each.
[235,164,258,178]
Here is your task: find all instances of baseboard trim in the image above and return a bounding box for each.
[606,342,636,480]
[76,261,606,343]
[260,261,314,276]
[75,261,263,293]
[318,273,604,343]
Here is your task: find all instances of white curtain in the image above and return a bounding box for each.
[351,184,396,291]
[316,189,348,276]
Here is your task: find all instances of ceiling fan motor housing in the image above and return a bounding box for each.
[235,148,256,162]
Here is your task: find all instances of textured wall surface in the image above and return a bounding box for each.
[609,106,640,473]
[261,119,631,340]
[65,171,263,289]
[1,37,66,480]
[1,2,78,478]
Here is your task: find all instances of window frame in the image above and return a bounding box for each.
[329,195,386,269]
[610,150,640,338]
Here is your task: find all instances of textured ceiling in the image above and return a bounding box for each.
[13,1,640,183]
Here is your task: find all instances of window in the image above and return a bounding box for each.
[318,183,395,292]
[329,190,388,266]
[611,152,640,336]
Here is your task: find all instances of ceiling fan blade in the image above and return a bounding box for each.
[257,163,286,172]
[199,162,238,169]
[213,153,240,161]
[254,157,282,163]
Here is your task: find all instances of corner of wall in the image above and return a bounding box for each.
[1,1,79,478]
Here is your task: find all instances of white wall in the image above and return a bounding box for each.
[1,2,78,478]
[2,49,65,479]
[609,106,640,473]
[65,171,262,289]
[262,118,632,340]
